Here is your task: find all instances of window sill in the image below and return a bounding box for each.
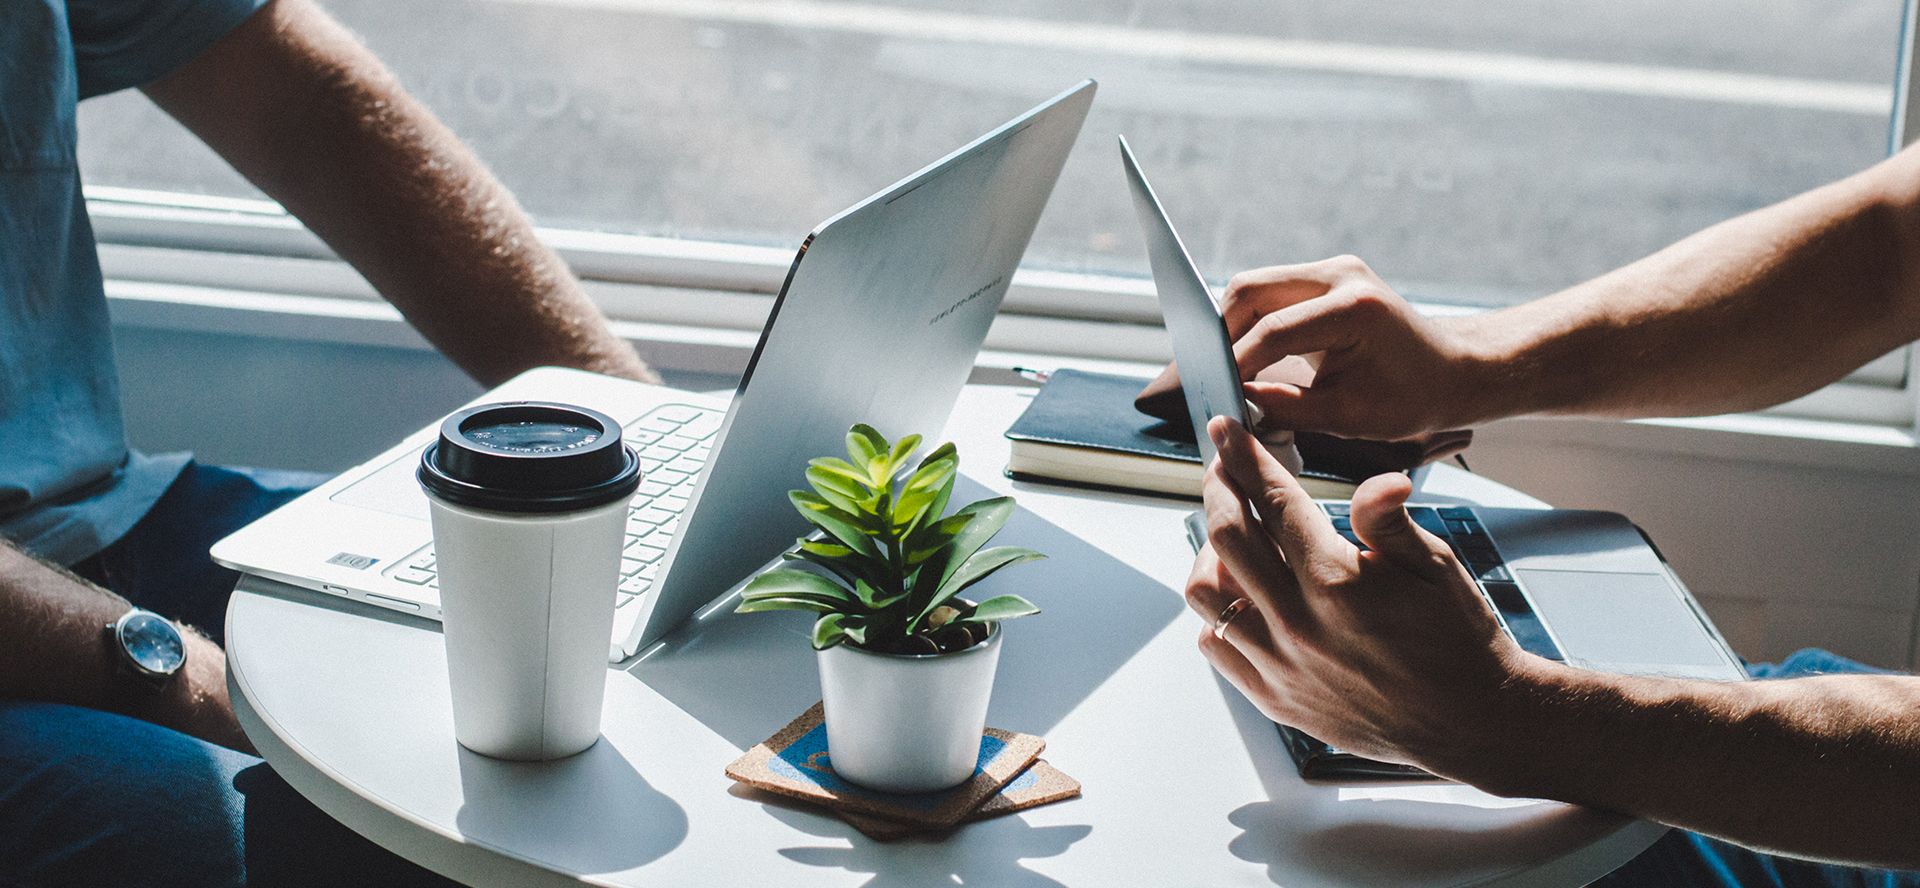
[106,277,1920,480]
[1482,412,1920,478]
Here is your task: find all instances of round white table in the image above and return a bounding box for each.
[226,383,1664,887]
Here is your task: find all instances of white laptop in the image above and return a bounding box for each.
[212,81,1097,662]
[1120,135,1747,682]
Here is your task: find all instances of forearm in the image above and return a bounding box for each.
[0,542,250,752]
[1456,146,1920,422]
[143,0,653,387]
[1452,663,1920,868]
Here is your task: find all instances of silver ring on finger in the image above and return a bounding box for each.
[1213,597,1254,640]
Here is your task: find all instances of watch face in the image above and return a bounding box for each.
[120,612,185,676]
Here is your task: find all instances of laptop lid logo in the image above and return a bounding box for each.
[928,276,1004,326]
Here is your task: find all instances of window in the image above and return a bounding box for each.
[78,0,1915,422]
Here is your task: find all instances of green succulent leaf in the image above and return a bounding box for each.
[841,615,870,647]
[916,546,1047,626]
[886,433,923,476]
[811,612,851,650]
[846,425,885,464]
[807,457,875,491]
[894,457,957,535]
[916,497,1016,593]
[903,473,957,546]
[892,485,945,536]
[789,491,881,557]
[915,441,957,472]
[740,425,1046,651]
[847,425,889,482]
[903,455,956,492]
[735,596,838,614]
[805,466,868,514]
[739,568,859,608]
[964,594,1042,623]
[789,489,871,529]
[908,510,975,557]
[852,578,909,610]
[785,540,883,590]
[795,539,856,558]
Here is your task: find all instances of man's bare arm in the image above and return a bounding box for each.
[1476,666,1920,869]
[0,541,250,752]
[1219,144,1920,439]
[1465,143,1920,422]
[140,0,655,387]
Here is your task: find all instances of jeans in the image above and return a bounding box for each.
[2,462,457,887]
[1594,648,1917,888]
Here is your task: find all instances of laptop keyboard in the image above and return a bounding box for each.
[1319,503,1563,662]
[384,403,724,609]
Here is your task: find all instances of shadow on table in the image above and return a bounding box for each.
[452,735,688,874]
[737,785,1092,888]
[1209,671,1629,885]
[627,475,1186,749]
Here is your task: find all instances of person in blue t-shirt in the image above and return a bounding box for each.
[1,0,658,883]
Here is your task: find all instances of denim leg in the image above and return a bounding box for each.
[0,702,457,887]
[1595,649,1919,888]
[17,464,457,885]
[0,702,247,886]
[1745,648,1894,681]
[70,462,331,646]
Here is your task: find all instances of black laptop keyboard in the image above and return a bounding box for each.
[1319,503,1563,661]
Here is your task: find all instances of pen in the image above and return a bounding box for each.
[1011,366,1052,384]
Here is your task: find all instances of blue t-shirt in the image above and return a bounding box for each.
[0,0,264,565]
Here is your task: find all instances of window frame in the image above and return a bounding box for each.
[83,0,1920,434]
[87,181,1918,429]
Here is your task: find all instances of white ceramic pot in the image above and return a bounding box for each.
[815,624,1003,793]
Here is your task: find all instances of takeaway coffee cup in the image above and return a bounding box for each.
[417,401,640,761]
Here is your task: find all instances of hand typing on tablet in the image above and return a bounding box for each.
[1184,416,1539,775]
[1219,256,1495,442]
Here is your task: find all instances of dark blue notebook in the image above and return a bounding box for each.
[1003,369,1361,499]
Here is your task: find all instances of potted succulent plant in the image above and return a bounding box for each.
[736,424,1044,792]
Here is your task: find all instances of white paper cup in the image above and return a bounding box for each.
[418,402,639,761]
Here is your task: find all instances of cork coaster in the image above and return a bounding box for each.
[725,702,1045,828]
[838,760,1082,840]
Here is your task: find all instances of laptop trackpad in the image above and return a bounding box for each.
[1516,569,1733,677]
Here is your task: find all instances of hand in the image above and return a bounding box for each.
[1221,256,1495,440]
[1184,416,1548,775]
[129,628,256,755]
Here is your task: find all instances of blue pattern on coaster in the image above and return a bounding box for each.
[766,723,1007,811]
[1001,766,1039,794]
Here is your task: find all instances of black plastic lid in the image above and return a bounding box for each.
[417,402,640,513]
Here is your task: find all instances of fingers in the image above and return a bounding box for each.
[1182,544,1243,624]
[1349,473,1456,583]
[1230,284,1381,382]
[1196,627,1278,716]
[1220,270,1334,340]
[1251,431,1305,476]
[1207,417,1347,570]
[1242,381,1349,438]
[1220,255,1381,340]
[1200,462,1309,629]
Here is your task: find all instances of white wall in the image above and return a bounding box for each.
[110,325,736,472]
[112,319,1920,672]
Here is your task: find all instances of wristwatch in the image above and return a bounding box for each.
[104,608,187,690]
